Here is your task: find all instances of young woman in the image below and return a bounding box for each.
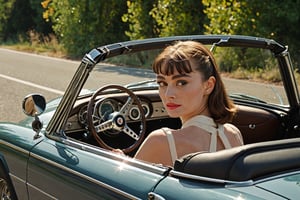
[133,41,244,166]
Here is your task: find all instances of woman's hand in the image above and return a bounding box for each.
[112,148,125,155]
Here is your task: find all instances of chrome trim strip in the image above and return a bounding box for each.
[27,182,58,200]
[29,152,141,199]
[171,169,300,187]
[0,140,30,155]
[9,173,26,184]
[170,170,254,187]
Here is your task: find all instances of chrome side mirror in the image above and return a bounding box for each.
[22,94,46,139]
[22,94,46,116]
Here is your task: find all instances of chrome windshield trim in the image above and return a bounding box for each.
[277,49,300,106]
[170,170,254,187]
[171,169,300,187]
[253,170,300,185]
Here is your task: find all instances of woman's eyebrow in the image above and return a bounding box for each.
[156,75,165,80]
[156,73,191,80]
[171,74,191,80]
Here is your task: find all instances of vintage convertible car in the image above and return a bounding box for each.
[1,35,300,199]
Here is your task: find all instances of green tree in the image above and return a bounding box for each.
[0,0,15,41]
[43,0,128,57]
[150,0,205,37]
[122,0,157,40]
[255,0,300,68]
[203,0,256,35]
[203,0,300,68]
[5,0,35,41]
[1,0,53,42]
[30,0,53,35]
[123,0,205,39]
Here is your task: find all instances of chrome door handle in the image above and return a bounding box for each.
[148,192,166,200]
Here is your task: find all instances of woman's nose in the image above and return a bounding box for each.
[165,85,176,98]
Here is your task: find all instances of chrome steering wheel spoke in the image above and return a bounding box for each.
[123,124,140,141]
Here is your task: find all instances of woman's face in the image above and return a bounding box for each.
[156,64,214,123]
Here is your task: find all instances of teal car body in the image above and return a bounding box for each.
[1,35,300,199]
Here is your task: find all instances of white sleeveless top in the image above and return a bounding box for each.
[162,115,232,164]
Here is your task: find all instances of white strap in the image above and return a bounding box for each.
[209,130,217,152]
[218,125,232,149]
[162,128,177,164]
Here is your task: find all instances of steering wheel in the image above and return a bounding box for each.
[87,85,146,154]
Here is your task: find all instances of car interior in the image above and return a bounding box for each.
[64,88,289,155]
[58,43,300,181]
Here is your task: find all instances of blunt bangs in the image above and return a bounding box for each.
[153,56,193,76]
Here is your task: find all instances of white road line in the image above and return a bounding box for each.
[0,73,64,95]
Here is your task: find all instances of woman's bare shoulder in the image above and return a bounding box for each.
[148,128,169,138]
[134,128,170,164]
[140,128,169,147]
[224,123,244,145]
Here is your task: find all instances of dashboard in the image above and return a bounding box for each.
[65,90,170,134]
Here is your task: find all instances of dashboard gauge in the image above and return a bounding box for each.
[129,103,151,120]
[129,107,141,120]
[142,103,150,117]
[98,100,116,118]
[78,105,88,125]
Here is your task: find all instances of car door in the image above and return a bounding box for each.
[27,136,168,200]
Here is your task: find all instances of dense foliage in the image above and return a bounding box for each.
[203,0,300,70]
[0,0,299,67]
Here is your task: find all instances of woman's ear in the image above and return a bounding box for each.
[205,76,216,95]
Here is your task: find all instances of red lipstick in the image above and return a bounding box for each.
[166,103,181,110]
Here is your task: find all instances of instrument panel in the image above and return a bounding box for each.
[77,97,155,126]
[65,90,169,133]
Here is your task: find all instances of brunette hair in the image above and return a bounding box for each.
[152,40,236,123]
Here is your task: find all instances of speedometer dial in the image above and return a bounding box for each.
[98,100,115,118]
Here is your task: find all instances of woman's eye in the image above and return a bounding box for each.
[177,80,187,86]
[157,81,166,87]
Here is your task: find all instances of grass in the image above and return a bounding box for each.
[2,43,66,58]
[223,67,282,84]
[1,30,67,58]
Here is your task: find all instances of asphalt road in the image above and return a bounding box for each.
[0,48,154,123]
[0,48,287,123]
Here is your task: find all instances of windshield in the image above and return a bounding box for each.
[82,47,288,106]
